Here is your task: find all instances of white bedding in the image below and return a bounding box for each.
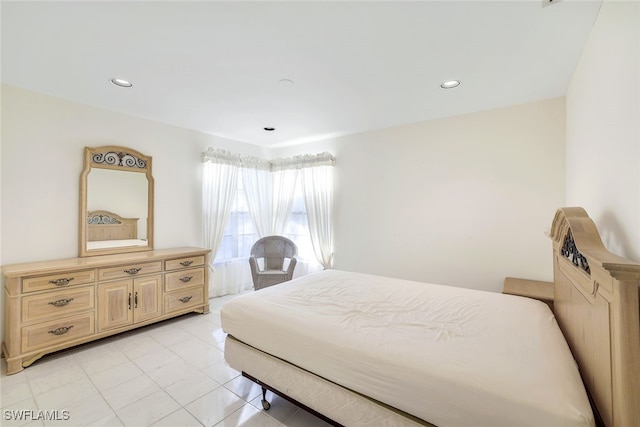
[221,269,594,427]
[87,239,147,250]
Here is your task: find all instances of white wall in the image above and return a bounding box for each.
[566,0,640,262]
[1,84,265,265]
[1,86,566,299]
[271,98,566,292]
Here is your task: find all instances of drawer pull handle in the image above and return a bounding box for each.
[178,296,193,303]
[179,276,193,283]
[134,292,138,309]
[128,293,132,310]
[180,261,193,267]
[49,277,74,286]
[48,326,74,336]
[124,268,142,275]
[48,298,74,307]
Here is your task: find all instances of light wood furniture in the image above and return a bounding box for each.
[502,277,554,310]
[2,247,210,375]
[87,210,139,242]
[550,207,640,426]
[80,146,154,257]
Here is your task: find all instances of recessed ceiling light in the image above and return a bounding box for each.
[440,80,461,89]
[264,127,276,132]
[110,78,133,88]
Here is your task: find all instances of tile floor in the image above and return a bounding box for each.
[0,295,332,427]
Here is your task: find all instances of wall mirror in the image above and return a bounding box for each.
[79,146,154,257]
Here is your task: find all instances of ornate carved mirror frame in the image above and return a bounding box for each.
[79,146,154,257]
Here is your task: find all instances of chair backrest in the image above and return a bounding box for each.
[250,236,298,271]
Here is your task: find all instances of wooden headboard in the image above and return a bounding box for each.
[550,207,640,426]
[87,210,138,242]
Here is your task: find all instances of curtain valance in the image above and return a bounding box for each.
[202,147,335,171]
[270,152,336,171]
[202,147,271,170]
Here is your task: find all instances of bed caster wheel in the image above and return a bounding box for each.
[260,387,271,410]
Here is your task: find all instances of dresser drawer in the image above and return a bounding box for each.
[98,262,162,281]
[22,286,95,323]
[164,287,204,313]
[165,256,205,271]
[165,268,205,292]
[22,313,95,352]
[22,270,95,293]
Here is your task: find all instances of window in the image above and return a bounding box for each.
[214,172,316,266]
[213,173,258,264]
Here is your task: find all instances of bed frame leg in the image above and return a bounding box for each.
[242,372,343,426]
[261,387,271,410]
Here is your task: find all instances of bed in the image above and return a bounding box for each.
[221,207,640,426]
[86,210,147,250]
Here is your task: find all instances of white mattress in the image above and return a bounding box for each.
[221,269,594,427]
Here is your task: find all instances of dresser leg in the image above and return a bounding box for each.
[4,357,24,375]
[2,342,24,375]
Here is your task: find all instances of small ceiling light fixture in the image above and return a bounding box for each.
[264,127,276,132]
[110,78,133,88]
[440,80,461,89]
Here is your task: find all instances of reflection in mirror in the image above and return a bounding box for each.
[87,169,149,248]
[79,146,154,257]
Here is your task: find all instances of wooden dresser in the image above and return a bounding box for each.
[2,247,210,375]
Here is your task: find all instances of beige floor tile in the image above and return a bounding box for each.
[25,360,88,396]
[202,360,240,385]
[42,394,113,427]
[101,373,161,410]
[73,345,129,376]
[281,409,333,427]
[248,394,298,424]
[184,387,245,427]
[129,347,180,373]
[1,380,34,408]
[0,397,42,427]
[213,404,280,427]
[150,409,203,427]
[168,338,224,370]
[116,390,180,427]
[34,376,98,409]
[87,361,144,392]
[145,358,201,388]
[223,376,262,402]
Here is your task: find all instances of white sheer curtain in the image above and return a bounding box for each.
[241,158,272,238]
[202,148,241,296]
[272,153,336,268]
[302,164,334,269]
[270,168,299,235]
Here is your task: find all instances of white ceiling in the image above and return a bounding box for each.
[1,1,602,148]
